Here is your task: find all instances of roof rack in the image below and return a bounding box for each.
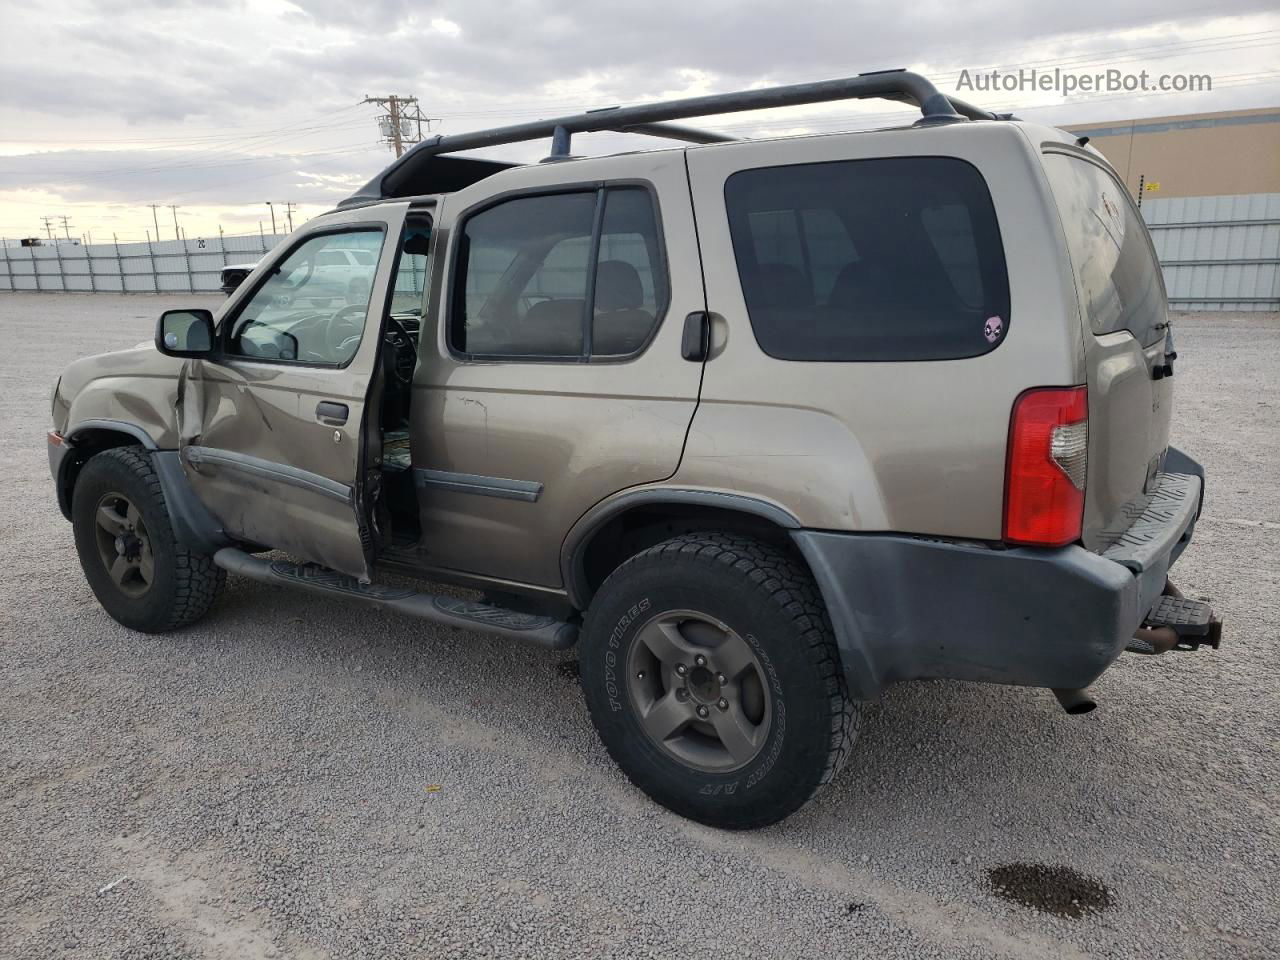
[342,69,997,206]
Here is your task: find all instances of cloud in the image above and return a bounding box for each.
[1,0,1277,238]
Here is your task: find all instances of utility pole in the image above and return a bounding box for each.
[283,202,296,232]
[363,94,437,157]
[41,216,56,241]
[147,204,162,242]
[168,205,180,242]
[57,216,73,241]
[264,202,277,235]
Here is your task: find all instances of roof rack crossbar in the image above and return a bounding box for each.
[346,70,974,204]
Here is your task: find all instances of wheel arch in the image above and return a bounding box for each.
[56,421,158,520]
[58,422,228,554]
[562,489,805,609]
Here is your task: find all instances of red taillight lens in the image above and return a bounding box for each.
[1004,386,1088,547]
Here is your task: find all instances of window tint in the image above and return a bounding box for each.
[228,229,384,365]
[452,187,666,359]
[725,157,1010,362]
[1042,153,1166,346]
[593,188,666,355]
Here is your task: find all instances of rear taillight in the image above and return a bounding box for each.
[1004,386,1088,547]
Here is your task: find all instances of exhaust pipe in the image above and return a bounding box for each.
[1051,687,1097,715]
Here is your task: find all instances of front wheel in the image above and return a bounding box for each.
[72,446,224,633]
[580,532,861,829]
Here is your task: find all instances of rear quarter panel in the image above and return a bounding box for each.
[680,122,1084,538]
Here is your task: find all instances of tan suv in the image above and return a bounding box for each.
[48,71,1222,828]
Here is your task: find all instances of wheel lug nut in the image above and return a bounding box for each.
[675,664,688,676]
[717,698,729,711]
[675,688,689,701]
[715,673,726,684]
[694,654,707,667]
[696,705,709,719]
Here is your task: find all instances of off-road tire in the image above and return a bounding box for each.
[72,445,225,633]
[580,532,862,829]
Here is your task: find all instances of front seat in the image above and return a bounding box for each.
[592,260,654,355]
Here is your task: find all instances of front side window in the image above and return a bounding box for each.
[725,157,1010,362]
[227,228,384,365]
[451,187,667,359]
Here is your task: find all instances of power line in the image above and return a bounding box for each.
[0,103,369,147]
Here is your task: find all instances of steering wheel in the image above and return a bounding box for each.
[384,316,418,386]
[324,304,370,358]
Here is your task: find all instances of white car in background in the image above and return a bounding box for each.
[219,248,376,303]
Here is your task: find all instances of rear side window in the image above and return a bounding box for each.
[1042,153,1166,346]
[451,187,668,359]
[724,157,1010,362]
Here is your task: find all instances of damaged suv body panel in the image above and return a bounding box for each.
[177,202,410,579]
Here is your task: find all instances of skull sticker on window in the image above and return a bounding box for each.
[984,315,1004,344]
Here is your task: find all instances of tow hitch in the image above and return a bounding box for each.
[1126,583,1223,655]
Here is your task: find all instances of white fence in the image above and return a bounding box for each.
[4,194,1278,311]
[0,232,287,294]
[1142,193,1280,311]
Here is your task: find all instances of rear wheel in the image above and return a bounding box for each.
[72,446,224,633]
[580,532,861,829]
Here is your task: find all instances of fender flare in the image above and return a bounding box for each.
[58,422,229,554]
[560,487,801,609]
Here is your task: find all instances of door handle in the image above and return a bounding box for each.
[316,401,349,425]
[681,311,710,361]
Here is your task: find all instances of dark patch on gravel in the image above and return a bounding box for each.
[987,863,1114,918]
[557,659,581,681]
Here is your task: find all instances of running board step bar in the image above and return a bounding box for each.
[213,548,578,650]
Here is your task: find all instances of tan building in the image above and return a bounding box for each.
[1063,107,1280,201]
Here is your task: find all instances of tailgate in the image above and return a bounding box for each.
[1041,147,1174,551]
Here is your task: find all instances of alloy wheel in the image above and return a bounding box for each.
[627,609,771,772]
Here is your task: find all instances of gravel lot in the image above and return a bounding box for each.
[2,293,1277,960]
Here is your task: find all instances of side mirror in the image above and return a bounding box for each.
[156,309,215,358]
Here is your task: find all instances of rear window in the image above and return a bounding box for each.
[724,156,1010,362]
[1042,152,1166,346]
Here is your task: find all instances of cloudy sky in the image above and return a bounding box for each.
[1,0,1277,243]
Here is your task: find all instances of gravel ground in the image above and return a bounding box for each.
[2,293,1277,960]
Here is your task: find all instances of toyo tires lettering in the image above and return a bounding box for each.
[742,631,785,791]
[603,598,651,712]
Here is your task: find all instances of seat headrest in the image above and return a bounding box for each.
[827,261,865,307]
[746,262,813,309]
[595,260,644,312]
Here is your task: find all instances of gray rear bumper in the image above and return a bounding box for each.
[794,459,1204,701]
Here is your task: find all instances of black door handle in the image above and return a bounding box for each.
[681,311,710,361]
[316,401,349,425]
